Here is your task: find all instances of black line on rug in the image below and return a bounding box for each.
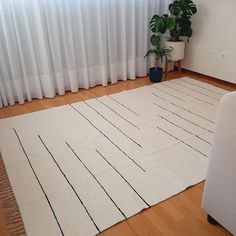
[153,102,213,134]
[151,86,187,102]
[160,83,215,105]
[151,92,215,124]
[38,135,100,233]
[107,95,140,116]
[170,80,220,101]
[179,79,223,96]
[155,126,208,157]
[96,149,150,208]
[195,135,212,145]
[65,141,127,219]
[96,98,140,129]
[69,104,145,172]
[158,115,212,146]
[13,129,64,236]
[159,115,193,135]
[83,101,142,148]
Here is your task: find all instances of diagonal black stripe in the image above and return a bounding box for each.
[96,98,140,129]
[179,79,223,96]
[107,95,140,116]
[151,86,187,102]
[195,135,212,145]
[158,114,212,146]
[155,126,208,157]
[13,129,64,236]
[161,83,215,105]
[65,141,127,219]
[171,80,220,101]
[181,140,208,157]
[153,102,213,134]
[151,92,215,124]
[69,104,145,172]
[38,135,100,233]
[96,149,150,207]
[83,101,142,148]
[159,115,193,135]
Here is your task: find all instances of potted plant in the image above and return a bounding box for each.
[145,15,172,82]
[165,0,197,61]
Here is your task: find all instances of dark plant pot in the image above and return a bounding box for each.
[149,67,163,83]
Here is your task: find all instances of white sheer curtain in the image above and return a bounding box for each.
[0,0,163,107]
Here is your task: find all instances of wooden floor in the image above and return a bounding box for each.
[0,70,234,235]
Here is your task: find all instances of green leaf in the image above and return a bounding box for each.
[145,46,173,63]
[149,14,169,34]
[180,26,192,38]
[168,0,197,40]
[150,15,162,33]
[144,49,157,59]
[167,17,176,31]
[160,14,169,34]
[150,35,161,48]
[190,6,197,14]
[169,4,180,17]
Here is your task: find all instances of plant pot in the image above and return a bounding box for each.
[165,41,185,61]
[149,67,163,83]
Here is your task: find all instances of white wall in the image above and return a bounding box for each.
[183,0,236,84]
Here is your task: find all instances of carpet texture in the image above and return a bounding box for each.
[0,77,228,235]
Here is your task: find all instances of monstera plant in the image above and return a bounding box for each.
[149,0,197,42]
[168,0,197,42]
[165,0,197,61]
[150,0,197,63]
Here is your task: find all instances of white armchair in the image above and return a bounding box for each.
[202,91,236,235]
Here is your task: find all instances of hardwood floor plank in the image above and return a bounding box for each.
[127,211,163,236]
[0,210,8,236]
[100,221,137,236]
[143,208,177,236]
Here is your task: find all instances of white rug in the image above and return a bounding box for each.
[0,77,228,236]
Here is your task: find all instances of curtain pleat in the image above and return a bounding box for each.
[0,0,162,107]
